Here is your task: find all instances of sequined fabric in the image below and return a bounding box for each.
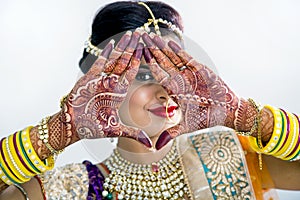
[40,130,258,200]
[40,163,89,200]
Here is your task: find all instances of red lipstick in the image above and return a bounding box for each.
[148,106,178,118]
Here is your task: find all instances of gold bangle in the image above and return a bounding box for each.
[38,116,64,156]
[236,98,261,136]
[60,95,68,109]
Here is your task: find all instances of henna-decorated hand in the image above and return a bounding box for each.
[142,33,258,149]
[61,31,152,148]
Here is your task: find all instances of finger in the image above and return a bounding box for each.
[120,42,144,85]
[86,39,114,76]
[143,47,169,84]
[113,31,141,75]
[142,33,178,76]
[168,40,203,72]
[118,124,152,148]
[151,34,184,68]
[103,31,132,74]
[155,124,185,150]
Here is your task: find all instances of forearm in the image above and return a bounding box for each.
[0,111,80,194]
[0,177,44,200]
[234,100,300,162]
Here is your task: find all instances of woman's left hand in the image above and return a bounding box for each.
[142,33,258,149]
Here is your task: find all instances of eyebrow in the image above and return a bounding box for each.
[139,64,150,69]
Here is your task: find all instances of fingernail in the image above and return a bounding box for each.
[117,33,131,51]
[100,39,114,58]
[149,32,156,38]
[133,43,143,59]
[142,33,154,47]
[143,48,153,63]
[138,131,152,148]
[153,35,165,50]
[168,40,181,53]
[156,131,172,150]
[128,31,140,50]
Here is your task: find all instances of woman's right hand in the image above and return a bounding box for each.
[61,31,152,148]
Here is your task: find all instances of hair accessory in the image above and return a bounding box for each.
[138,2,183,40]
[84,37,102,57]
[84,2,183,57]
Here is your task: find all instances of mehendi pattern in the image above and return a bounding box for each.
[142,33,258,149]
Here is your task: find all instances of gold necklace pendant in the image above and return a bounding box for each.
[102,142,189,199]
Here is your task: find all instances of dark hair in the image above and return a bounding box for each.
[79,1,183,73]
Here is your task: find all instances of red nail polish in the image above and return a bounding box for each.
[133,44,143,59]
[143,48,153,63]
[156,131,172,150]
[138,131,152,148]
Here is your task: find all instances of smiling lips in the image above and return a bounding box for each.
[148,106,178,118]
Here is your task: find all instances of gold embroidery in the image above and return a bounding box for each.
[190,130,255,200]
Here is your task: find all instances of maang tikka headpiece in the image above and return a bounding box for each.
[85,1,183,57]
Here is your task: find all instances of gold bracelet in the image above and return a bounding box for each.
[38,116,64,156]
[60,95,68,109]
[236,98,261,136]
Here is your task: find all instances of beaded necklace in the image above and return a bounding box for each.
[102,142,189,199]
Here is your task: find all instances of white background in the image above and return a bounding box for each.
[0,0,300,199]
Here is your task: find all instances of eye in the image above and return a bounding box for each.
[135,71,154,82]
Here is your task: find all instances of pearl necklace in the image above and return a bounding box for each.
[102,142,189,199]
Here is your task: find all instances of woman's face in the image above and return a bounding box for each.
[118,63,182,138]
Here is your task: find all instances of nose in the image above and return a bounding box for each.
[155,85,169,103]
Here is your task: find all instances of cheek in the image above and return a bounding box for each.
[119,85,152,128]
[128,88,152,127]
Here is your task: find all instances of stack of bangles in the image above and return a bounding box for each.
[0,116,62,199]
[249,104,300,161]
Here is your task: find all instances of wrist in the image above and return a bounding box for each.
[31,111,80,160]
[48,112,80,151]
[233,98,259,133]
